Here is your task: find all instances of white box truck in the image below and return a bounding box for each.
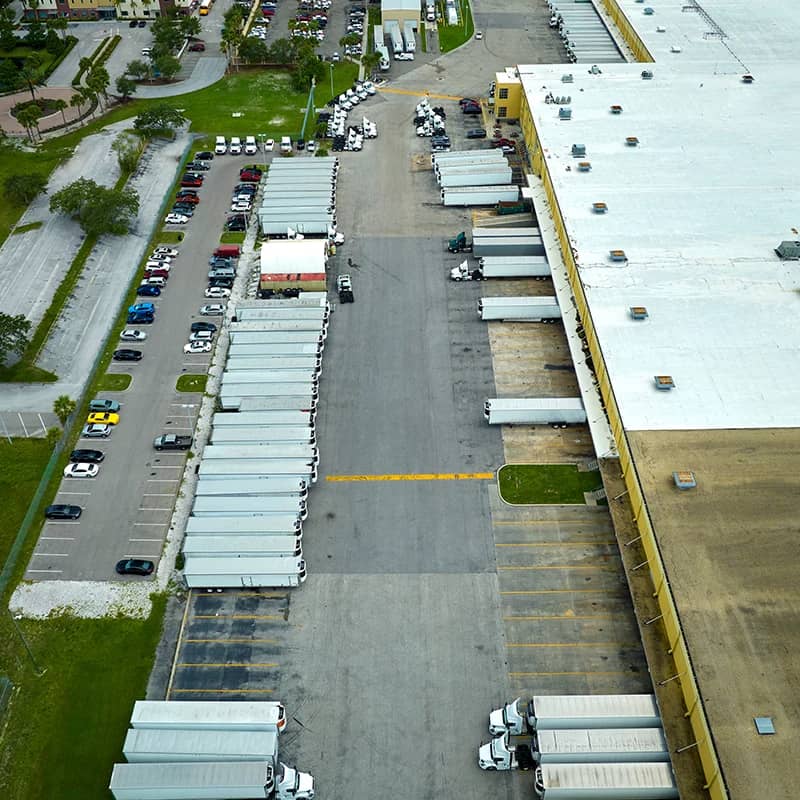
[225,357,321,374]
[489,694,662,735]
[197,458,317,483]
[122,728,279,764]
[478,296,561,322]
[184,555,307,588]
[202,444,318,463]
[191,495,307,520]
[130,701,287,731]
[210,427,316,446]
[441,185,520,206]
[229,330,324,348]
[195,477,308,498]
[212,411,314,428]
[533,762,678,799]
[483,398,587,426]
[183,535,302,558]
[186,515,302,535]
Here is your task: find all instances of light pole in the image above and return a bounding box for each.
[8,608,45,677]
[329,62,334,99]
[258,133,267,170]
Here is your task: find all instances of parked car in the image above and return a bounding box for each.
[474,30,483,39]
[64,462,99,479]
[138,19,146,27]
[113,349,143,361]
[229,136,243,155]
[69,449,105,463]
[128,19,137,27]
[141,277,166,288]
[264,138,275,151]
[462,104,482,115]
[208,277,234,289]
[180,176,203,187]
[143,269,169,280]
[189,329,214,343]
[205,286,231,298]
[244,136,258,155]
[153,247,179,257]
[87,412,120,426]
[226,217,247,232]
[491,137,517,148]
[82,423,111,438]
[239,166,262,178]
[194,151,214,160]
[127,312,154,325]
[200,304,225,315]
[165,213,189,224]
[115,559,155,576]
[89,399,120,413]
[466,128,487,139]
[191,321,217,333]
[185,161,210,171]
[215,135,227,154]
[45,504,82,520]
[184,341,213,354]
[171,205,195,216]
[174,193,199,204]
[129,301,154,313]
[188,41,205,51]
[137,285,162,297]
[459,97,479,107]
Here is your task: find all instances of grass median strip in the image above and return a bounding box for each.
[97,373,132,392]
[497,464,603,505]
[176,374,207,393]
[11,221,43,235]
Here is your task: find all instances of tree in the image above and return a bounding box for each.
[360,50,382,78]
[239,37,269,64]
[112,131,143,174]
[125,58,150,81]
[52,97,68,127]
[18,53,45,103]
[339,33,361,48]
[46,15,68,40]
[86,67,110,109]
[267,38,299,65]
[180,15,201,39]
[0,8,16,50]
[115,74,137,101]
[151,15,183,52]
[154,53,181,81]
[133,104,186,138]
[16,103,42,142]
[69,91,84,119]
[3,173,47,204]
[53,395,76,426]
[49,178,140,236]
[291,52,324,92]
[0,313,31,366]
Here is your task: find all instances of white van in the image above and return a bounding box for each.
[229,136,242,155]
[280,136,292,153]
[141,276,167,287]
[244,135,258,155]
[214,135,227,155]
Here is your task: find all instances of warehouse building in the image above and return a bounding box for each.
[380,0,419,32]
[495,2,800,800]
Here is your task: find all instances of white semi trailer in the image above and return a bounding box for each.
[533,762,678,799]
[202,444,318,463]
[224,357,321,374]
[122,728,279,764]
[478,296,561,322]
[209,427,316,445]
[184,555,307,588]
[190,495,307,520]
[483,398,586,425]
[450,257,551,281]
[211,411,314,428]
[441,185,520,206]
[194,477,309,498]
[130,701,287,731]
[183,535,303,558]
[438,167,514,188]
[185,515,302,535]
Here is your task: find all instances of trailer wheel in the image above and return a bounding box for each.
[485,766,497,771]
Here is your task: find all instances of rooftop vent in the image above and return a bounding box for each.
[559,107,572,120]
[629,306,648,320]
[775,240,800,260]
[671,45,682,52]
[754,717,775,735]
[577,161,592,172]
[610,104,623,114]
[656,25,666,32]
[644,7,655,14]
[592,202,608,213]
[626,136,640,146]
[571,144,586,157]
[609,249,627,262]
[561,73,573,83]
[641,70,653,80]
[588,64,602,75]
[741,74,754,83]
[672,471,696,490]
[654,375,675,390]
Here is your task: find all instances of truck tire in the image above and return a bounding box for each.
[155,446,163,451]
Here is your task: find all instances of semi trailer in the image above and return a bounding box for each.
[194,477,309,497]
[533,762,678,799]
[183,555,307,588]
[211,410,314,428]
[183,535,303,558]
[441,185,519,206]
[185,515,302,535]
[130,701,287,731]
[190,495,308,520]
[209,427,316,445]
[225,356,321,374]
[478,296,561,322]
[483,398,587,425]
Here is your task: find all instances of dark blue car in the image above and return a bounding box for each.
[127,312,155,324]
[136,285,162,297]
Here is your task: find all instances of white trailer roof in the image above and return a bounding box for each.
[182,535,301,556]
[184,555,303,575]
[185,515,301,534]
[211,411,313,427]
[259,239,327,277]
[130,701,285,729]
[122,728,278,761]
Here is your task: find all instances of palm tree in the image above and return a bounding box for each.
[16,104,42,142]
[18,53,45,103]
[53,395,76,426]
[52,98,68,127]
[70,91,84,120]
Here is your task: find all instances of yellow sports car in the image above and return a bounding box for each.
[87,412,120,426]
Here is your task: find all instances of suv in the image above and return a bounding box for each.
[229,136,242,155]
[214,135,227,155]
[89,399,121,413]
[280,136,292,153]
[337,274,354,303]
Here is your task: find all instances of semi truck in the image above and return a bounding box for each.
[184,555,307,588]
[225,356,321,374]
[450,258,551,280]
[488,694,661,735]
[479,728,669,770]
[186,515,302,535]
[533,762,678,799]
[122,728,280,764]
[211,410,315,428]
[183,535,303,558]
[190,495,308,520]
[376,44,390,70]
[438,167,514,188]
[478,296,561,322]
[441,185,520,206]
[483,398,587,426]
[209,427,316,446]
[195,477,309,497]
[197,457,317,482]
[130,700,287,731]
[202,444,319,464]
[229,331,324,348]
[220,394,318,413]
[403,20,416,51]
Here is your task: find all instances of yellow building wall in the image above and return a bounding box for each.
[493,77,521,121]
[599,0,654,62]
[519,88,727,800]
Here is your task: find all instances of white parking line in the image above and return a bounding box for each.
[33,552,69,557]
[125,554,161,560]
[166,415,197,419]
[57,491,91,496]
[18,412,28,437]
[41,536,76,541]
[163,426,193,431]
[130,538,162,543]
[27,569,63,574]
[147,479,179,483]
[150,465,184,469]
[143,493,174,497]
[134,522,164,526]
[170,403,199,407]
[44,521,80,526]
[139,507,172,512]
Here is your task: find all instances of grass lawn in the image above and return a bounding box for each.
[0,597,166,800]
[498,463,603,504]
[154,230,184,245]
[11,221,42,235]
[0,362,56,382]
[438,0,474,52]
[97,373,131,392]
[176,373,207,392]
[219,231,245,244]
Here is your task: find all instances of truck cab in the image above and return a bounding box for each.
[478,732,536,771]
[276,762,315,800]
[449,260,484,281]
[489,697,527,735]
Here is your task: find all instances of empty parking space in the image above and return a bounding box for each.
[168,590,291,699]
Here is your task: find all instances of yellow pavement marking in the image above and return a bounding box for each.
[170,688,275,694]
[501,589,622,595]
[509,671,634,678]
[177,663,278,668]
[378,87,463,100]
[497,564,615,571]
[184,638,278,644]
[504,614,615,621]
[326,472,493,482]
[493,519,608,526]
[496,541,616,547]
[193,614,284,620]
[507,642,641,648]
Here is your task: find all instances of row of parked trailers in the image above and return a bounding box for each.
[109,701,316,800]
[432,149,520,206]
[182,299,330,589]
[258,158,338,238]
[550,0,625,63]
[480,694,677,798]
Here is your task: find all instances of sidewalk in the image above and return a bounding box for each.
[0,87,84,135]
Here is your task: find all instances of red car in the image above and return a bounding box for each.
[188,41,205,52]
[239,170,262,183]
[175,193,200,204]
[144,268,170,280]
[491,137,517,148]
[180,176,203,187]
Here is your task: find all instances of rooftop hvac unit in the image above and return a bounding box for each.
[561,73,573,82]
[654,375,675,390]
[559,107,572,119]
[641,70,653,79]
[644,6,654,14]
[571,144,586,157]
[629,306,648,320]
[592,202,607,213]
[577,161,592,172]
[672,471,696,490]
[742,74,754,83]
[610,104,623,114]
[626,136,640,146]
[775,240,800,259]
[609,249,627,262]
